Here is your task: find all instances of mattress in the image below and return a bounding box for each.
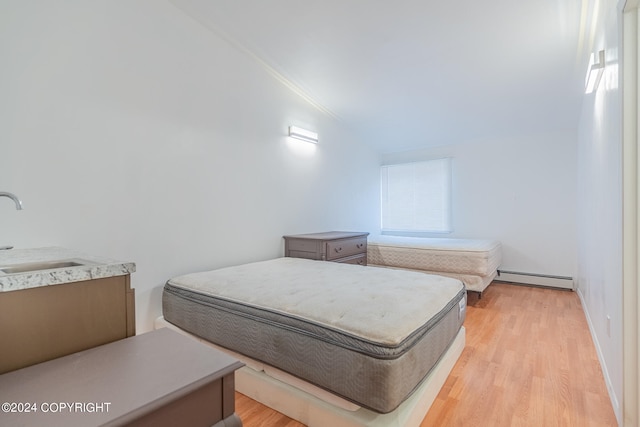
[415,269,496,292]
[162,257,466,414]
[155,316,466,427]
[367,235,501,277]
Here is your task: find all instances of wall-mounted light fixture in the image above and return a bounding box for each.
[288,125,318,144]
[585,50,605,94]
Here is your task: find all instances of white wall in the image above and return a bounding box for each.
[381,130,578,278]
[0,1,380,332]
[576,0,624,422]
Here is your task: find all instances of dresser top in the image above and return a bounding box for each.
[283,231,369,241]
[0,328,243,427]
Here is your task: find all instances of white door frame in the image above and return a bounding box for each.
[622,0,639,425]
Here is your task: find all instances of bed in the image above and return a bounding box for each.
[160,257,466,426]
[367,235,502,296]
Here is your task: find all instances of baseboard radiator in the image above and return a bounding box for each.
[496,270,574,290]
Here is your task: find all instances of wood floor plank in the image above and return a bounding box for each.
[235,392,305,427]
[235,283,618,426]
[422,283,617,427]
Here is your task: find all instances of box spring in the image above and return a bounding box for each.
[367,235,501,293]
[162,258,465,414]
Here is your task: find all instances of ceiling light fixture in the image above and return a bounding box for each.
[585,50,605,94]
[288,126,318,143]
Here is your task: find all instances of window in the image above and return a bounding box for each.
[380,158,452,233]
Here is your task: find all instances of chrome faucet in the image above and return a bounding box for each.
[0,192,23,250]
[0,192,23,210]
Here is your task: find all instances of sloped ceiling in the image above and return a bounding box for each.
[170,0,592,153]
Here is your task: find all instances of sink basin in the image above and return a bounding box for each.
[0,259,95,274]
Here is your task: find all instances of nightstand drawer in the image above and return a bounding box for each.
[326,237,367,261]
[336,254,367,265]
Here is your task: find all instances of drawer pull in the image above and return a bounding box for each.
[335,247,342,253]
[356,243,364,249]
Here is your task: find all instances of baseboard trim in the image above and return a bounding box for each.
[576,288,621,424]
[496,270,574,290]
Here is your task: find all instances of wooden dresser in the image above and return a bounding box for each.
[0,328,244,427]
[283,231,369,265]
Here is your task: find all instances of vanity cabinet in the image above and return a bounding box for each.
[283,231,370,265]
[0,275,135,374]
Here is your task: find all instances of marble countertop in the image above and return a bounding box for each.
[0,247,136,293]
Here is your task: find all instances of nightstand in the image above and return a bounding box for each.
[283,231,370,265]
[0,328,244,427]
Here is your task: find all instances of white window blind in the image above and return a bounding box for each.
[380,158,452,233]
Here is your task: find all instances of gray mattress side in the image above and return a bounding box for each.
[162,284,466,413]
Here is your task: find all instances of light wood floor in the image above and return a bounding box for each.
[235,283,618,426]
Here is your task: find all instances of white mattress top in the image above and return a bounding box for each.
[168,257,463,346]
[368,235,501,252]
